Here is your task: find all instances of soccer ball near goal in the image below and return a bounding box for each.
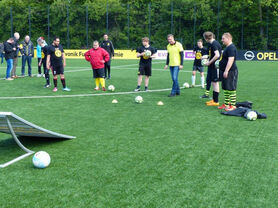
[246,111,257,121]
[108,85,115,92]
[32,151,51,169]
[183,82,190,88]
[135,96,143,104]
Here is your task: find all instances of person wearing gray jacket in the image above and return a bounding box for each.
[11,32,20,78]
[20,35,34,77]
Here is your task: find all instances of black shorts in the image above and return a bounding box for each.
[222,69,238,91]
[207,66,221,82]
[138,64,152,76]
[52,65,64,75]
[193,65,204,73]
[93,68,105,78]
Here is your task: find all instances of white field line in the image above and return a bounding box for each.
[65,67,199,74]
[0,85,202,100]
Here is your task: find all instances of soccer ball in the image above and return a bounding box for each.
[32,151,51,169]
[215,60,219,68]
[201,59,209,66]
[112,99,118,104]
[143,50,151,59]
[135,96,143,104]
[157,101,164,106]
[246,111,257,121]
[183,82,190,88]
[108,85,115,92]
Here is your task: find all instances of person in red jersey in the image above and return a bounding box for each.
[85,41,110,91]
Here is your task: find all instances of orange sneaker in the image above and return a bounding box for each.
[218,104,228,109]
[206,99,214,104]
[225,105,236,111]
[206,101,219,106]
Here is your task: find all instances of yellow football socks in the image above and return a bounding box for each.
[95,78,100,88]
[99,78,105,88]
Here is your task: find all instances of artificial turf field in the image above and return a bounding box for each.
[0,58,277,208]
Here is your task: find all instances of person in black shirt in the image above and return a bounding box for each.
[218,32,238,111]
[202,31,222,106]
[47,37,70,92]
[4,38,16,80]
[38,39,50,88]
[100,34,114,79]
[192,39,207,88]
[134,37,157,92]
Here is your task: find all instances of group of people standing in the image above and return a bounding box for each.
[131,32,238,112]
[3,32,35,80]
[1,31,238,111]
[1,33,115,92]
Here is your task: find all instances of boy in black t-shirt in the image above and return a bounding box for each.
[218,32,238,111]
[47,37,70,92]
[202,31,222,106]
[192,39,207,88]
[134,37,157,92]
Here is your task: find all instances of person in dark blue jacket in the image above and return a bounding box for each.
[4,38,16,80]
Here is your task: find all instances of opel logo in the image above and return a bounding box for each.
[244,51,255,61]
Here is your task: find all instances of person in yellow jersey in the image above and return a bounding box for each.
[164,34,184,97]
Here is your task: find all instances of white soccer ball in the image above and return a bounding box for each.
[201,59,209,66]
[108,85,115,92]
[145,50,151,57]
[183,82,190,88]
[32,151,51,169]
[246,111,257,121]
[112,99,118,104]
[215,60,219,68]
[135,96,143,104]
[143,50,152,59]
[157,101,164,106]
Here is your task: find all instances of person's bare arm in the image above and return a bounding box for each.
[206,50,220,66]
[223,57,235,78]
[137,52,144,58]
[150,52,157,59]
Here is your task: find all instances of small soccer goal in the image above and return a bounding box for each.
[0,112,75,168]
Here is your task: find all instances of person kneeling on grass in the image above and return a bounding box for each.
[84,40,110,91]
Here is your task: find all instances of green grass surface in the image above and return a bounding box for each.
[0,58,277,208]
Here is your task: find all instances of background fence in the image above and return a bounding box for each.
[0,0,277,50]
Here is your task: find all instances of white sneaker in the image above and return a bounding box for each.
[37,74,42,77]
